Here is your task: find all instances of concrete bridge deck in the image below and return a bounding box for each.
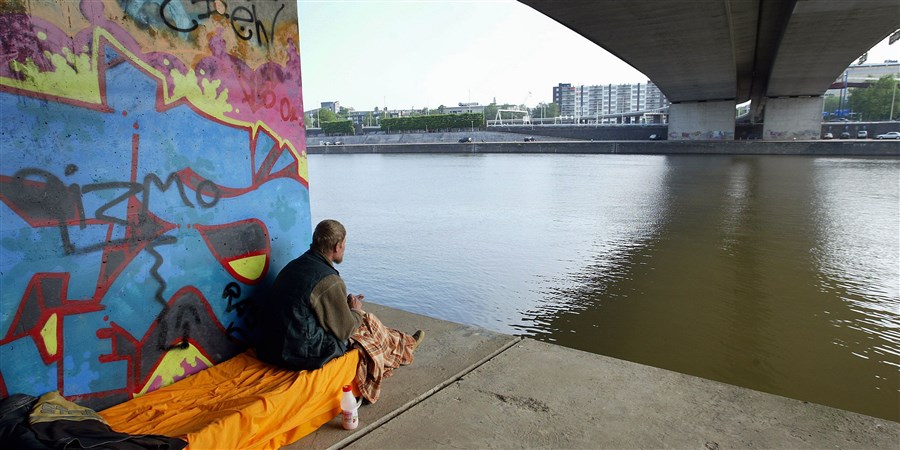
[285,303,898,449]
[519,0,900,140]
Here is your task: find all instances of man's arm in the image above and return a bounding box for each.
[309,274,364,341]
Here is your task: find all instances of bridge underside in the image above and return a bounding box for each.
[521,0,899,140]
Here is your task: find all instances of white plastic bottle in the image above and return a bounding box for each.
[340,385,359,430]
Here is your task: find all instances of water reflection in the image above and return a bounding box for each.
[517,156,898,421]
[309,154,900,421]
[811,160,900,376]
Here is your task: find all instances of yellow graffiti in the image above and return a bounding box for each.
[169,66,233,118]
[3,46,101,105]
[136,343,212,397]
[0,26,306,183]
[40,313,59,357]
[228,254,267,282]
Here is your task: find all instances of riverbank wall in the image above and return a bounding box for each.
[309,140,900,156]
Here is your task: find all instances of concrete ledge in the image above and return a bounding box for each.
[353,339,898,449]
[308,140,900,156]
[283,303,517,449]
[284,304,899,449]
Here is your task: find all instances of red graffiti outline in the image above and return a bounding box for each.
[194,219,271,285]
[0,273,104,397]
[133,286,228,393]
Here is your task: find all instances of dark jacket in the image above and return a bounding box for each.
[256,249,349,371]
[0,392,186,450]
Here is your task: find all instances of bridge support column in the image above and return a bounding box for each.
[762,97,824,140]
[667,101,735,140]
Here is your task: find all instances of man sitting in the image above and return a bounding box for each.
[256,219,424,402]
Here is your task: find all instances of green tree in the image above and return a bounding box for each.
[848,75,900,121]
[483,103,498,122]
[317,108,338,123]
[822,95,841,118]
[365,112,375,127]
[530,102,560,119]
[321,120,354,135]
[380,113,483,132]
[546,102,560,118]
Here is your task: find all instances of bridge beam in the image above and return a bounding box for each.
[522,0,899,135]
[762,97,824,141]
[667,101,735,140]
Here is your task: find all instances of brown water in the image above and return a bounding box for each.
[309,153,900,421]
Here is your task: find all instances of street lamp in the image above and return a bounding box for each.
[891,66,899,120]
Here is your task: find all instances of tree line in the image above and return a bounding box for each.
[304,102,563,134]
[825,75,899,121]
[380,113,484,132]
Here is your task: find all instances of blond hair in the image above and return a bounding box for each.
[311,219,346,254]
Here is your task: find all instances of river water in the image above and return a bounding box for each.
[308,153,899,421]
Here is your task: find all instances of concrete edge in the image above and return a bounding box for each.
[327,336,524,449]
[308,140,900,156]
[349,338,900,449]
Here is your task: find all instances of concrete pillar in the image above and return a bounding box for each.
[0,0,305,408]
[667,101,735,140]
[762,97,824,140]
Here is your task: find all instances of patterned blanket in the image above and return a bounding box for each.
[350,311,415,403]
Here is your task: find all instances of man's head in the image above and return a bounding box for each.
[311,219,346,264]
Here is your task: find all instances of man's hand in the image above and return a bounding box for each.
[347,293,364,311]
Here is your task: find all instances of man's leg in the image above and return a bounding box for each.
[349,311,420,403]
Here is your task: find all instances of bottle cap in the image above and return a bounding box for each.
[342,385,352,392]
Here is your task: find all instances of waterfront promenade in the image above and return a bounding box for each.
[307,132,900,157]
[286,303,899,449]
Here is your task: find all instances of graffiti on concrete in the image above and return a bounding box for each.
[668,130,735,140]
[156,0,285,46]
[0,0,305,410]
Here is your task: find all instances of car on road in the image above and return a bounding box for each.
[822,132,833,140]
[875,131,900,139]
[524,136,536,142]
[857,130,868,139]
[458,137,473,143]
[839,132,851,139]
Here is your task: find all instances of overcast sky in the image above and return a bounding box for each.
[297,0,899,112]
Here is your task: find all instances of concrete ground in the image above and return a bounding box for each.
[284,303,899,449]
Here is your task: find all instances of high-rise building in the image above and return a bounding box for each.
[552,83,572,108]
[553,82,669,123]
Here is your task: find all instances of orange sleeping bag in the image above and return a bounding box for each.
[100,349,359,449]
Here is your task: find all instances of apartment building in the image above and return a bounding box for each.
[553,81,670,123]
